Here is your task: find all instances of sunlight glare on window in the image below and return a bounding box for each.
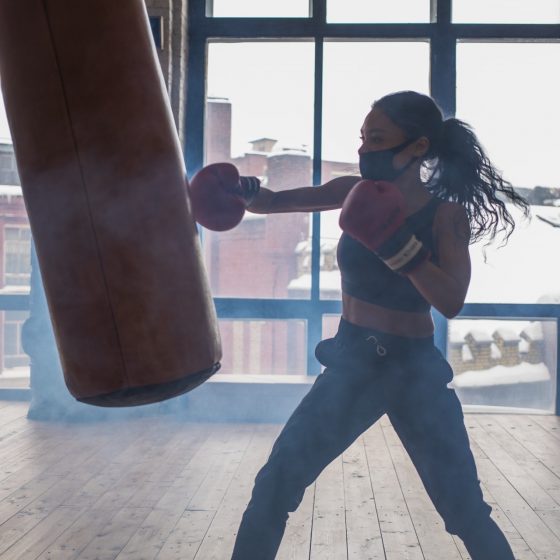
[319,41,430,299]
[458,43,560,305]
[327,0,430,23]
[209,0,309,18]
[204,42,314,300]
[454,0,560,23]
[0,92,11,143]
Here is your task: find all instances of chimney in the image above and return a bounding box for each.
[205,97,232,163]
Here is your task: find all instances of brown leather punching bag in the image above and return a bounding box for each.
[0,0,222,406]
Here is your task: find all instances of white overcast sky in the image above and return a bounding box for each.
[2,0,560,188]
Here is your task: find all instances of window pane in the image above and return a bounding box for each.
[453,0,560,23]
[327,0,430,23]
[457,43,560,304]
[0,92,10,144]
[4,226,32,286]
[209,0,309,18]
[320,41,430,298]
[448,318,557,413]
[204,42,314,298]
[0,310,30,387]
[218,319,307,375]
[1,91,31,296]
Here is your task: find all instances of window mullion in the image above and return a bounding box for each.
[308,34,324,375]
[184,34,206,177]
[431,0,455,118]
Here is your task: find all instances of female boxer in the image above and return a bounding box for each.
[227,91,529,560]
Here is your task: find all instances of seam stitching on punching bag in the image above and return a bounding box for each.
[42,0,131,390]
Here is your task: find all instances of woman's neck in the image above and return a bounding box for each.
[395,168,432,214]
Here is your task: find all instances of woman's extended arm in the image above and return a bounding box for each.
[407,203,472,319]
[247,175,361,214]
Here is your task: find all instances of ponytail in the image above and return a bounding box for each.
[428,118,530,245]
[373,91,530,246]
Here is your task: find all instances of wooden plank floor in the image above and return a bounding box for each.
[0,401,559,559]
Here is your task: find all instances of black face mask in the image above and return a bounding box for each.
[359,137,418,181]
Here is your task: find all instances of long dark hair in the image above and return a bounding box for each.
[374,91,530,245]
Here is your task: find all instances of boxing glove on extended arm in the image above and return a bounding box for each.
[339,180,430,275]
[187,162,261,231]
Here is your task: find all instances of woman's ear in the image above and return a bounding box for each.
[413,136,430,158]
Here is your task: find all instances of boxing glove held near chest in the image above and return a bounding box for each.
[339,180,430,275]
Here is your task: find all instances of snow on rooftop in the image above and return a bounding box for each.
[449,331,465,344]
[521,321,544,341]
[241,150,270,156]
[268,149,309,158]
[242,211,266,222]
[493,328,519,342]
[466,329,493,343]
[519,339,530,353]
[451,361,550,388]
[538,293,560,304]
[0,184,22,196]
[287,270,341,293]
[0,285,30,295]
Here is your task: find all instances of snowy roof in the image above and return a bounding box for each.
[0,184,22,196]
[287,270,341,293]
[451,362,550,388]
[240,150,270,156]
[268,149,309,158]
[0,285,30,295]
[493,328,519,343]
[519,339,529,353]
[521,322,544,341]
[449,331,465,344]
[537,293,560,304]
[241,211,266,222]
[466,329,493,343]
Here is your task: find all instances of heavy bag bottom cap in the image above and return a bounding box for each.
[76,362,221,407]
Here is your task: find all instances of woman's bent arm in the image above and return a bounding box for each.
[247,175,361,214]
[408,203,472,319]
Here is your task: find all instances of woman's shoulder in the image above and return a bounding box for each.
[433,200,471,242]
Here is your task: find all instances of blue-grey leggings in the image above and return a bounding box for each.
[232,318,514,559]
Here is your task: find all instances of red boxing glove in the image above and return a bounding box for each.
[339,180,430,275]
[187,163,245,231]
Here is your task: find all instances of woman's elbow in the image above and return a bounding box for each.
[438,300,464,319]
[430,294,465,319]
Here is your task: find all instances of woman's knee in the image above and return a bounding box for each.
[440,496,493,536]
[249,446,309,513]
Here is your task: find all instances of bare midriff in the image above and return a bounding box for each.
[342,292,435,338]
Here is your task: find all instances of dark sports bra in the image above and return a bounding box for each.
[337,196,444,313]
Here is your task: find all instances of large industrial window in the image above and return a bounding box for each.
[185,0,560,413]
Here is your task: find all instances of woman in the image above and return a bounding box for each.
[230,90,529,559]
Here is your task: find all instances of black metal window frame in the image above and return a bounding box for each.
[185,0,560,399]
[185,0,560,400]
